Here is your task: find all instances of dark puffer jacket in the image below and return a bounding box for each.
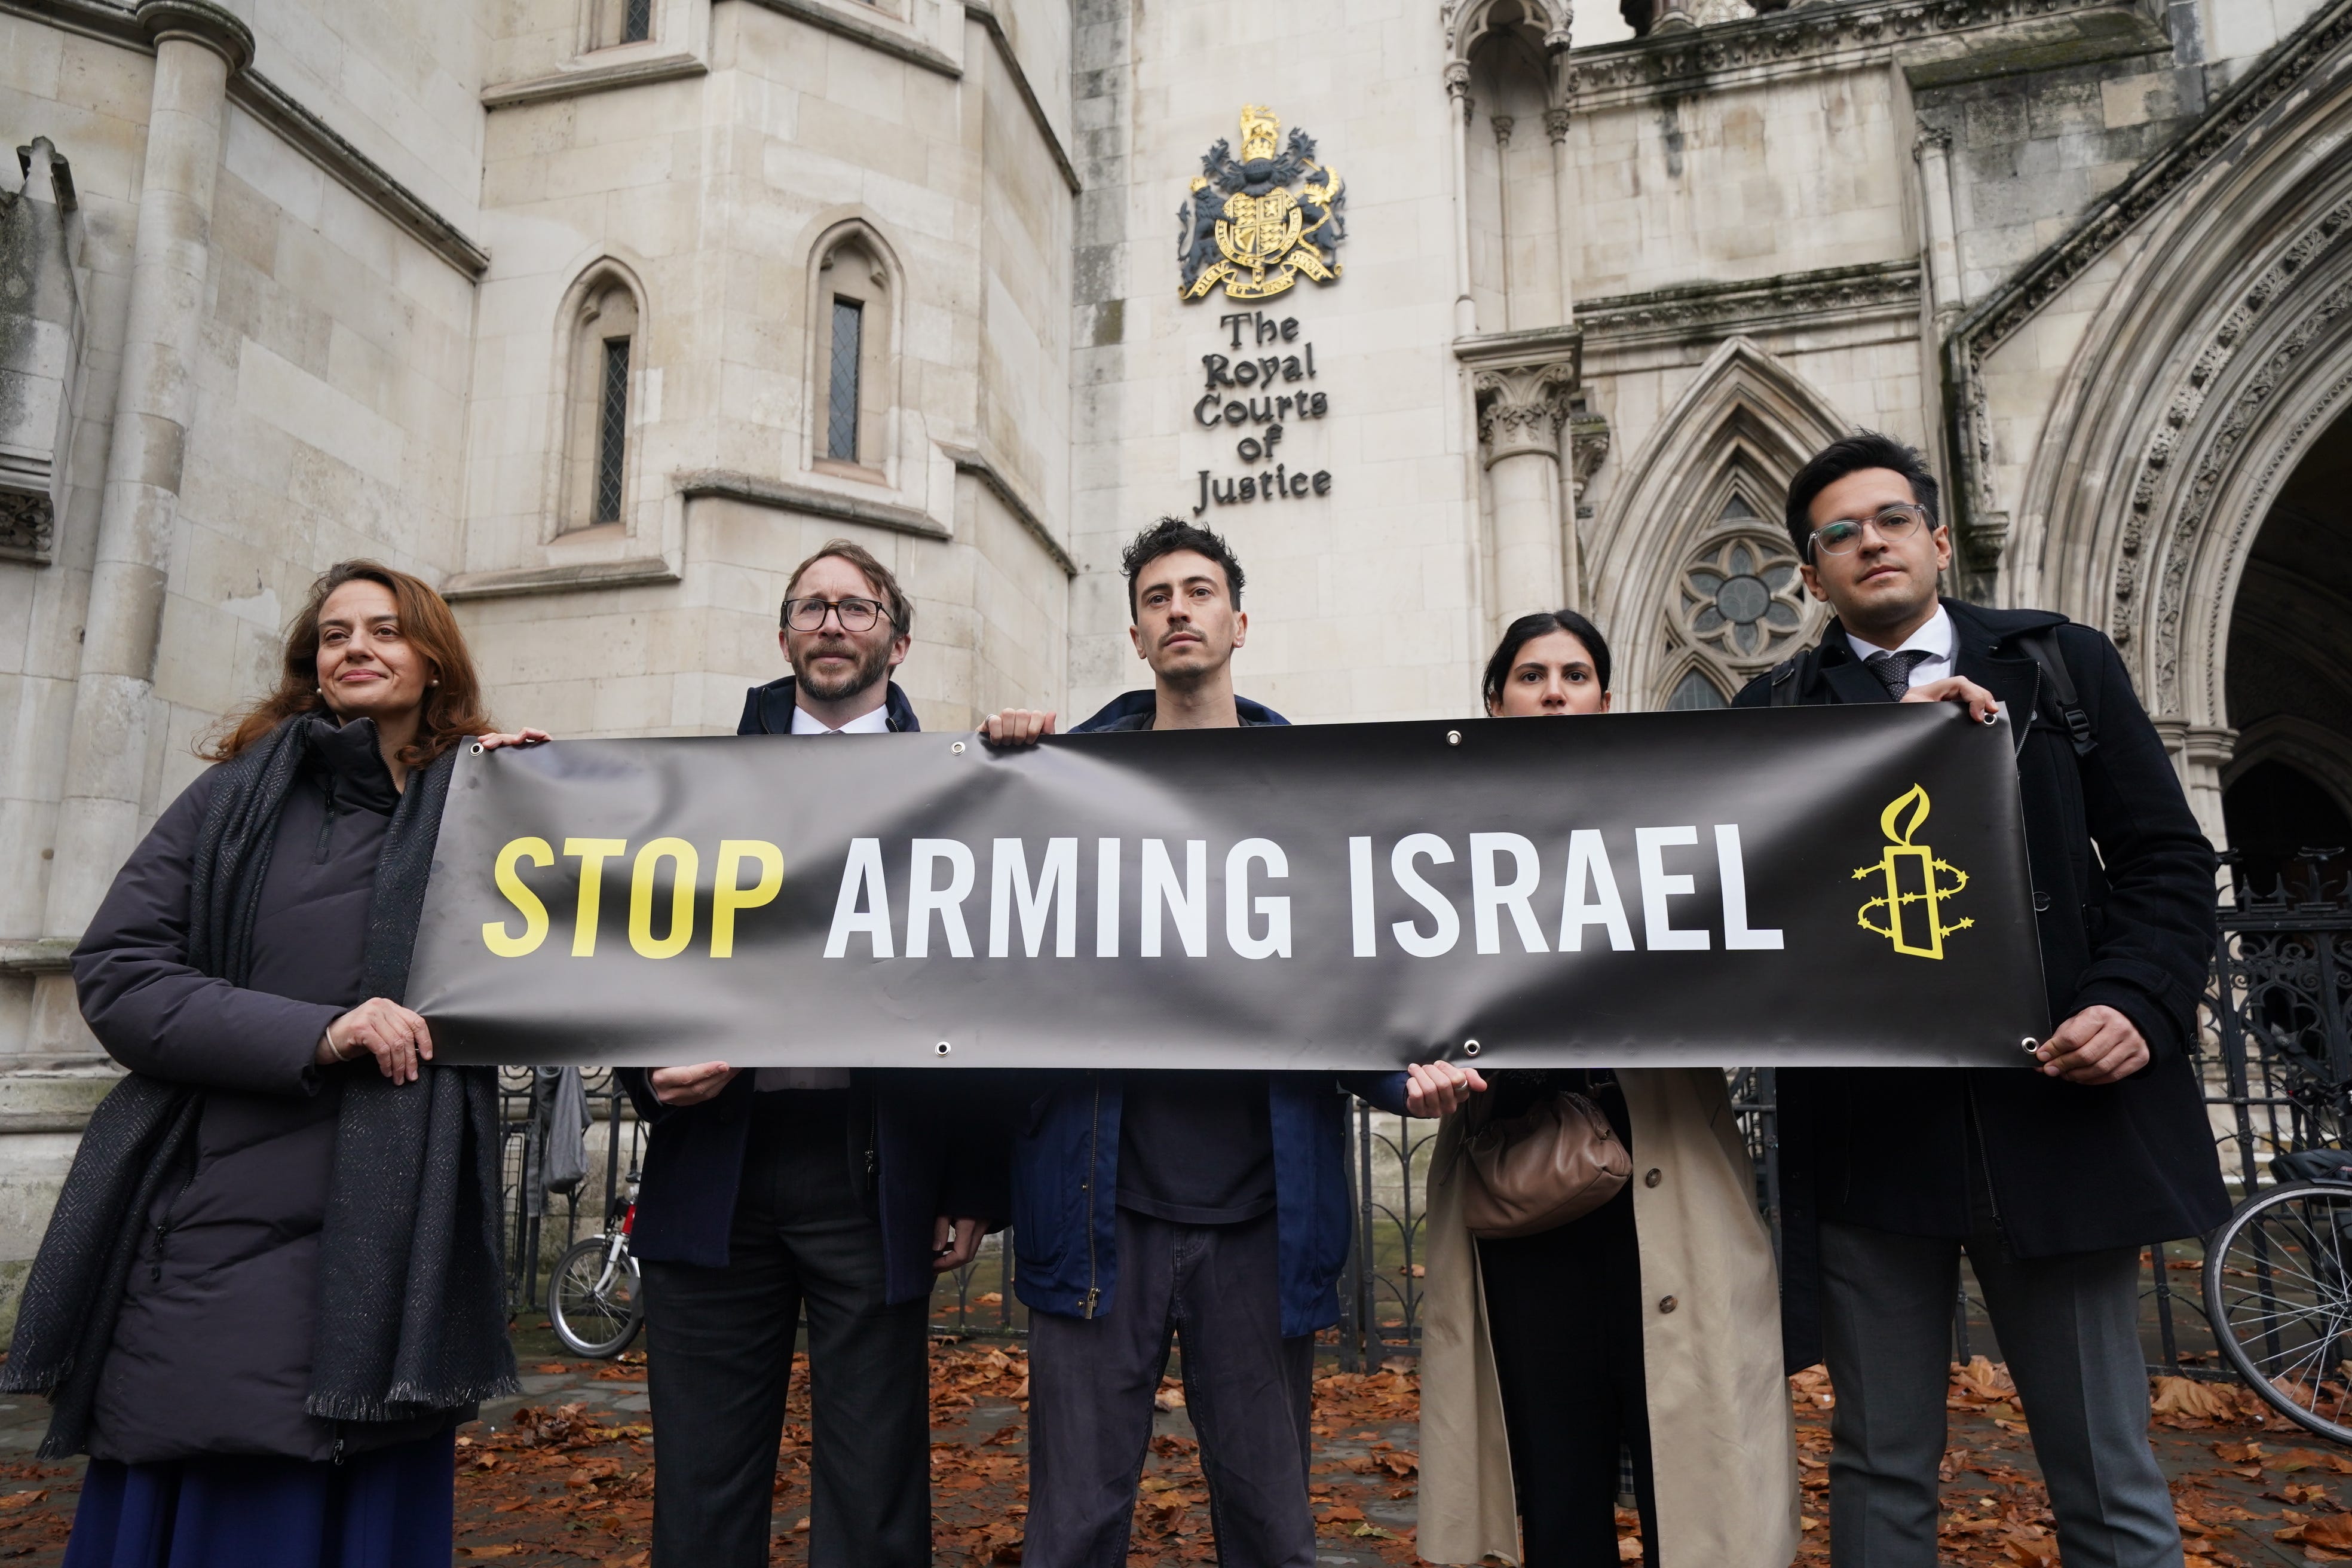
[71,720,452,1463]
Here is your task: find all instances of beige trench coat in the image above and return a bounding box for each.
[1416,1068,1800,1567]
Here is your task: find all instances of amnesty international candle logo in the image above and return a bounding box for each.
[1178,105,1346,302]
[1853,785,1974,959]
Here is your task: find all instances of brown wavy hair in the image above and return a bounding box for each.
[204,560,497,765]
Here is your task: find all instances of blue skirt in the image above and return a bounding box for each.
[62,1429,454,1568]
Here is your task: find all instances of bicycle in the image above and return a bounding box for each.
[2203,1148,2352,1444]
[546,1167,645,1359]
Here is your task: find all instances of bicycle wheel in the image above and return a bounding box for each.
[546,1234,644,1359]
[2204,1179,2352,1443]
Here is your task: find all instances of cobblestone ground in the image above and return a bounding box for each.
[2,1345,2348,1564]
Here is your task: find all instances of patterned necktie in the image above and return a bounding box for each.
[1865,648,1933,700]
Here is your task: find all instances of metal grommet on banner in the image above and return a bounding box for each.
[951,741,966,755]
[2020,1037,2039,1055]
[1461,1039,1481,1057]
[935,1041,953,1056]
[469,742,485,756]
[1446,730,1462,746]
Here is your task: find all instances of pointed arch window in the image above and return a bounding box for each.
[1666,670,1729,710]
[561,277,642,534]
[810,230,894,482]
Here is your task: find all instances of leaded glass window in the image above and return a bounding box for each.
[594,336,629,525]
[1667,670,1729,710]
[827,299,863,462]
[623,0,651,42]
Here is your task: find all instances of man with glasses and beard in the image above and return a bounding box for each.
[1734,435,2225,1568]
[617,540,1003,1568]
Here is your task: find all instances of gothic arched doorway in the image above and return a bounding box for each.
[2224,406,2352,899]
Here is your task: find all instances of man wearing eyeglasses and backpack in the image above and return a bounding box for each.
[617,539,1004,1568]
[1734,434,2226,1567]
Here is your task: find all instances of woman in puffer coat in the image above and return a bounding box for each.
[5,561,544,1568]
[1414,611,1799,1568]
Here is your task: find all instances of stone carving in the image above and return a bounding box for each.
[1569,409,1610,501]
[1569,0,2120,108]
[1474,362,1577,464]
[1967,2,2352,361]
[1441,0,1572,60]
[1,136,82,565]
[1942,2,2352,566]
[2116,198,2352,574]
[1578,260,1919,346]
[2146,296,2352,709]
[2085,193,2352,693]
[0,491,54,560]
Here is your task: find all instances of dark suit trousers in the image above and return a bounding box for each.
[639,1092,930,1568]
[1819,1145,2178,1568]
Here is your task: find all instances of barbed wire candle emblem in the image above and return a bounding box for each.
[1854,784,1973,958]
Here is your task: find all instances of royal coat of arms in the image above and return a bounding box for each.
[1178,105,1346,302]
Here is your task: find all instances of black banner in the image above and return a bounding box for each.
[408,706,2048,1070]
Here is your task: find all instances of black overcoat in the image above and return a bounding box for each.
[68,722,454,1462]
[1733,599,2229,1368]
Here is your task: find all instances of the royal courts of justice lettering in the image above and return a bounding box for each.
[1,0,2351,1313]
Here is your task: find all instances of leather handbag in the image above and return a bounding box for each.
[1457,1092,1632,1239]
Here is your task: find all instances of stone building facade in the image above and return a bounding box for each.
[0,0,2346,1319]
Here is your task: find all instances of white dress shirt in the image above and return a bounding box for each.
[787,702,894,736]
[1844,605,1955,691]
[759,697,890,1089]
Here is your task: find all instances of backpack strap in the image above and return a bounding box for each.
[2016,626,2096,756]
[1766,654,1804,708]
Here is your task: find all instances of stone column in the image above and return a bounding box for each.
[1545,103,1576,326]
[1491,115,1515,329]
[1446,62,1477,339]
[1913,124,1965,333]
[1476,362,1576,626]
[44,0,252,939]
[2155,719,2238,854]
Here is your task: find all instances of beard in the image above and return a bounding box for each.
[793,634,894,702]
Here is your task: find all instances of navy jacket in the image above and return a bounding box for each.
[1010,690,1410,1336]
[1735,601,2228,1366]
[618,677,1008,1304]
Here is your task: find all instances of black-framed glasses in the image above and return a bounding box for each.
[782,596,892,633]
[1809,502,1931,558]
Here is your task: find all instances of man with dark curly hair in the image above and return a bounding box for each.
[981,519,1471,1567]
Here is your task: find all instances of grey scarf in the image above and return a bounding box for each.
[2,715,518,1454]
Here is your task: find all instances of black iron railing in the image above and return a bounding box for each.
[497,1067,639,1319]
[498,860,2352,1364]
[1328,856,2352,1370]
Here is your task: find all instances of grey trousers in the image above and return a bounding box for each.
[1818,1208,2181,1568]
[639,1092,931,1568]
[1024,1206,1318,1568]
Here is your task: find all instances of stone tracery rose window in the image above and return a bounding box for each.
[1660,494,1816,709]
[1683,535,1804,657]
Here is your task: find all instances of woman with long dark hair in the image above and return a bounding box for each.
[1416,611,1799,1568]
[5,561,544,1568]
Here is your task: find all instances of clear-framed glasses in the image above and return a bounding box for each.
[1809,503,1930,558]
[782,596,892,633]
